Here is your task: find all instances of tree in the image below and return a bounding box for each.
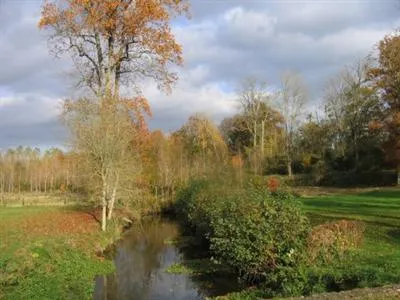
[236,78,283,174]
[175,114,228,178]
[39,0,189,230]
[368,32,400,184]
[278,71,308,177]
[39,0,189,98]
[296,114,330,167]
[63,96,150,231]
[220,114,252,154]
[325,59,383,171]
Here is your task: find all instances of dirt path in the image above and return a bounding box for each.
[285,285,400,300]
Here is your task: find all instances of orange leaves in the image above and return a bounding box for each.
[39,0,189,37]
[231,155,243,169]
[38,1,58,29]
[368,120,384,132]
[17,211,99,237]
[39,0,189,95]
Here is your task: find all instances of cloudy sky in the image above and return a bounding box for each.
[0,0,399,149]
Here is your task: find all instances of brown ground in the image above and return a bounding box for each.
[18,210,99,236]
[284,285,400,300]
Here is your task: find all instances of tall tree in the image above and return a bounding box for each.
[369,32,400,184]
[325,59,383,171]
[236,78,283,174]
[39,0,189,98]
[175,114,228,178]
[40,0,189,230]
[63,97,150,231]
[278,71,308,177]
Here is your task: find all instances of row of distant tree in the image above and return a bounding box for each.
[0,147,79,194]
[1,31,399,194]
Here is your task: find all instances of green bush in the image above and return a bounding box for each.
[175,181,310,292]
[175,179,215,238]
[209,189,310,285]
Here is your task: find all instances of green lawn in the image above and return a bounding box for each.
[1,189,399,299]
[218,188,400,299]
[0,206,116,300]
[300,188,400,290]
[301,189,400,227]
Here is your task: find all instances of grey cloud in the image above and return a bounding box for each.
[0,0,70,96]
[1,0,400,149]
[0,118,66,149]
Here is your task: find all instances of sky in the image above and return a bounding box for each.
[0,0,400,149]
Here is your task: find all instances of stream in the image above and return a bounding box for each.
[93,218,241,300]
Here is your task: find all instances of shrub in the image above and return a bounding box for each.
[175,181,311,294]
[307,220,365,263]
[209,188,310,284]
[266,177,280,192]
[175,179,226,238]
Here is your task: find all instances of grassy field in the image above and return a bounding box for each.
[0,206,116,300]
[1,188,399,299]
[299,188,400,294]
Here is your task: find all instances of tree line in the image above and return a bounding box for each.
[0,147,79,194]
[11,0,395,231]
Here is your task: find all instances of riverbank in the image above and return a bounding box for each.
[0,206,117,299]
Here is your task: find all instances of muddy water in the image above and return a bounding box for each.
[93,218,240,300]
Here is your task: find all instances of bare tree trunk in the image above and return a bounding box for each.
[287,146,293,178]
[253,121,257,148]
[261,120,265,155]
[101,180,107,231]
[30,173,33,192]
[107,174,119,220]
[287,159,293,178]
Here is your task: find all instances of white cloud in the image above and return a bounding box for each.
[223,6,277,43]
[1,0,400,147]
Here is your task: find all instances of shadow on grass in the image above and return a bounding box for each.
[387,228,400,243]
[358,189,400,199]
[64,204,102,225]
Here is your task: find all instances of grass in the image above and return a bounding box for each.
[217,187,400,299]
[1,188,399,299]
[0,206,117,300]
[300,188,400,289]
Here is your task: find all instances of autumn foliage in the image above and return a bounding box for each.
[307,220,365,263]
[266,176,280,192]
[39,0,190,95]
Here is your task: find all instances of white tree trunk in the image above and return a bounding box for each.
[107,174,119,220]
[101,178,108,231]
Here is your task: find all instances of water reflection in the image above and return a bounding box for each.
[93,218,237,300]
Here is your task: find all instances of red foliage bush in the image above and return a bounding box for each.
[267,177,280,192]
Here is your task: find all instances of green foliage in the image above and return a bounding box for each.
[210,189,310,283]
[175,181,310,292]
[177,186,400,298]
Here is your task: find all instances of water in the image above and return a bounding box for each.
[93,218,240,300]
